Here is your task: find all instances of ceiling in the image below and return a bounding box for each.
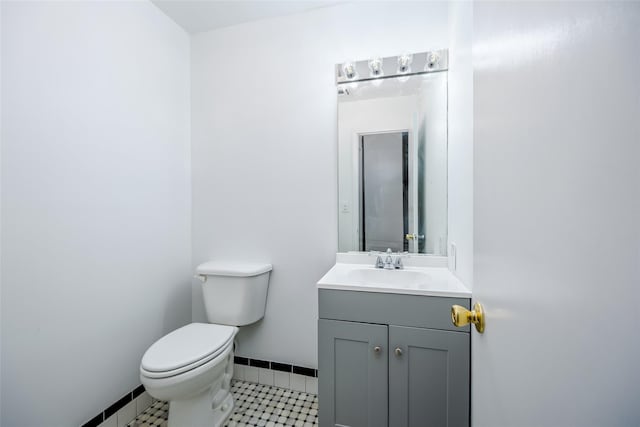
[151,1,343,34]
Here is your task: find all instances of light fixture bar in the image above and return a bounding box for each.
[335,49,448,84]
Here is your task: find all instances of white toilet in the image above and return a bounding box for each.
[140,261,272,427]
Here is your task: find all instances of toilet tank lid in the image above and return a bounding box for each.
[196,261,272,277]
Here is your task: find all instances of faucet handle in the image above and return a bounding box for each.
[384,249,394,270]
[394,256,404,269]
[375,255,385,269]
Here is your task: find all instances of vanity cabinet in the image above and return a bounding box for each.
[318,290,470,427]
[318,319,388,427]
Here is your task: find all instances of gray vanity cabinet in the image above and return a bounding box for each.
[318,319,388,427]
[388,326,470,427]
[318,289,470,427]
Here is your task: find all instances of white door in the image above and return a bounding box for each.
[472,2,640,426]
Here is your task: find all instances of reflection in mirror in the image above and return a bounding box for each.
[338,70,448,255]
[360,131,409,252]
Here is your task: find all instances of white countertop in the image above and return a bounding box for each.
[317,253,471,298]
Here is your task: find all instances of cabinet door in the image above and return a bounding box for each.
[318,319,388,427]
[389,326,470,427]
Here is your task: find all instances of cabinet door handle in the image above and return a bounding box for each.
[394,347,403,357]
[373,346,382,353]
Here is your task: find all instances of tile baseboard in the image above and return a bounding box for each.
[80,386,152,427]
[233,362,319,394]
[233,356,318,378]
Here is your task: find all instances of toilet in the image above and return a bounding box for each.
[140,261,272,427]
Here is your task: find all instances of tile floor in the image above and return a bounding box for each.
[128,380,318,427]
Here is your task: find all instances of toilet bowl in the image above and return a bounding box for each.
[140,262,272,427]
[140,323,237,427]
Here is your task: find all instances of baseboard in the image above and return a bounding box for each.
[233,357,318,394]
[80,385,152,427]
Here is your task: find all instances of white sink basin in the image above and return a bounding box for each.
[346,268,431,287]
[317,253,471,297]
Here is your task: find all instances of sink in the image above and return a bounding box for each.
[347,268,431,287]
[317,253,471,297]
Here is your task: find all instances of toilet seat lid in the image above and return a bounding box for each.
[141,323,236,373]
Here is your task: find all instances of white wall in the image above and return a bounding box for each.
[472,2,640,425]
[447,1,474,287]
[191,1,450,368]
[0,2,191,426]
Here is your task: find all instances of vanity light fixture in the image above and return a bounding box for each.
[397,53,412,74]
[342,61,357,80]
[335,50,447,85]
[368,57,384,78]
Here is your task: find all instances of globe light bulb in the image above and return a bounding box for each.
[425,52,440,70]
[342,61,357,80]
[368,57,384,78]
[397,53,413,74]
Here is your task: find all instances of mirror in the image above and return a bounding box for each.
[337,69,448,255]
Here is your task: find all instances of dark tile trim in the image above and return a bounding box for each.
[234,356,249,366]
[271,362,293,373]
[80,413,103,427]
[80,384,146,427]
[293,365,316,378]
[249,358,270,369]
[104,393,132,419]
[236,357,317,378]
[132,385,145,399]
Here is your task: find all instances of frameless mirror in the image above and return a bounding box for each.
[337,69,448,255]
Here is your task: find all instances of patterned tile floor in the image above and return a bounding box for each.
[128,400,168,427]
[128,380,318,427]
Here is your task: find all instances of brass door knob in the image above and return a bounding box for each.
[451,302,485,333]
[405,233,425,241]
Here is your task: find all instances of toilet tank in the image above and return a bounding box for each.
[196,261,272,326]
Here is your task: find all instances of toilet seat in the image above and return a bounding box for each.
[141,323,236,379]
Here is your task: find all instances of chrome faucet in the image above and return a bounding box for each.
[374,248,405,270]
[383,248,394,269]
